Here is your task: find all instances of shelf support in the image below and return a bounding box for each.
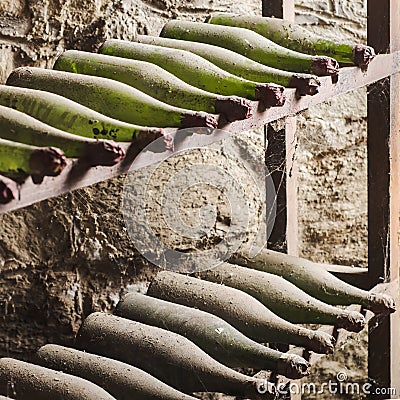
[262,0,298,257]
[367,0,400,397]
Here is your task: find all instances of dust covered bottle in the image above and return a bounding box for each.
[75,312,275,399]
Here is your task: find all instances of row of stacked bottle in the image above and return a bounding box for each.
[0,248,395,399]
[1,14,375,205]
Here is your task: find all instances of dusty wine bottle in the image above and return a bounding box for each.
[99,39,286,107]
[231,249,396,315]
[36,344,199,400]
[0,358,116,400]
[54,50,253,122]
[7,67,218,129]
[137,35,320,96]
[115,292,310,379]
[0,85,171,148]
[198,262,366,332]
[160,20,339,76]
[75,312,275,399]
[147,271,335,353]
[0,105,125,167]
[207,13,375,67]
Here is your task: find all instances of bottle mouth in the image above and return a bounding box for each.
[0,177,19,204]
[336,311,366,332]
[289,74,321,96]
[84,141,126,166]
[135,129,174,153]
[306,330,335,354]
[30,147,67,177]
[353,44,376,67]
[367,292,397,315]
[180,112,219,129]
[215,96,253,121]
[311,56,340,76]
[255,83,286,107]
[278,354,311,379]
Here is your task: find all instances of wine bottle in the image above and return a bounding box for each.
[0,85,172,148]
[0,138,66,182]
[160,20,339,76]
[0,105,125,167]
[115,292,310,378]
[147,271,335,353]
[207,13,375,67]
[137,35,320,96]
[36,344,199,400]
[54,50,253,122]
[198,262,366,331]
[75,312,275,399]
[231,249,396,315]
[0,358,116,400]
[99,39,286,107]
[6,67,218,129]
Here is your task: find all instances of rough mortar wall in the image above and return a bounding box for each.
[0,0,369,398]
